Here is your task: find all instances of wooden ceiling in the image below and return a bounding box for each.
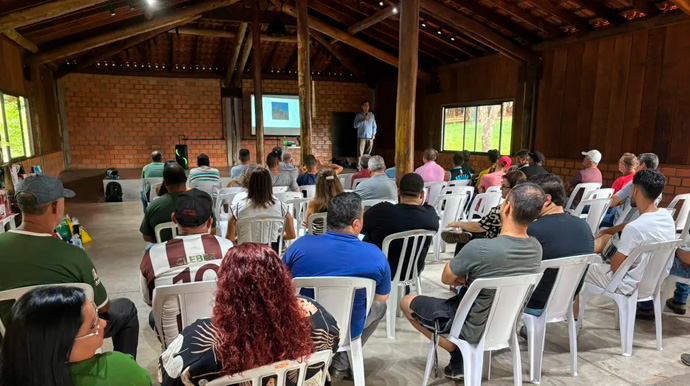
[0,0,687,84]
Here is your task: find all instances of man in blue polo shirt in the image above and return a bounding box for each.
[283,192,391,379]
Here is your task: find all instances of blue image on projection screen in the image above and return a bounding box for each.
[251,94,301,136]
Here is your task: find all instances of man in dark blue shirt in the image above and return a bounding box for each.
[283,192,391,378]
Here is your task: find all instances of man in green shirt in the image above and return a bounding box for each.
[141,150,165,211]
[0,174,140,358]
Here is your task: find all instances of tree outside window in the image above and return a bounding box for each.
[441,101,513,155]
[0,92,33,163]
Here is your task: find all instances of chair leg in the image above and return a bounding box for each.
[386,286,397,340]
[653,292,664,351]
[482,351,492,380]
[567,307,578,377]
[616,296,636,357]
[416,276,423,296]
[510,332,523,386]
[349,339,366,386]
[525,317,546,384]
[576,289,590,334]
[396,286,404,318]
[433,233,440,262]
[463,346,483,386]
[422,334,438,386]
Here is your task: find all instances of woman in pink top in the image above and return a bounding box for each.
[611,152,638,194]
[479,155,512,192]
[415,148,448,182]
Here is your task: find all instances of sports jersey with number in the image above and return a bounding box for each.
[139,234,234,305]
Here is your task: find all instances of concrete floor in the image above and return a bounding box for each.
[67,201,690,386]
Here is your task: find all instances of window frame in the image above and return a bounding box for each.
[440,98,514,155]
[0,89,35,165]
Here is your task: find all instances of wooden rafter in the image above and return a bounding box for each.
[168,26,296,42]
[233,34,253,86]
[169,33,175,72]
[575,0,627,24]
[487,0,563,36]
[453,0,540,43]
[3,29,38,52]
[263,43,280,72]
[224,22,247,87]
[283,47,298,72]
[311,33,372,87]
[671,0,690,16]
[527,0,591,31]
[348,4,398,35]
[0,0,108,31]
[26,0,242,65]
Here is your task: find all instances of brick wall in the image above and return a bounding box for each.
[19,151,65,176]
[62,74,225,169]
[240,79,371,163]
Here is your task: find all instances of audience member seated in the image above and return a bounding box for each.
[226,168,296,250]
[0,175,139,358]
[230,148,251,179]
[400,183,545,379]
[479,155,512,192]
[305,168,343,224]
[385,166,396,179]
[297,154,344,186]
[447,152,471,181]
[351,154,372,183]
[566,149,603,194]
[159,243,340,386]
[663,247,690,315]
[354,155,397,201]
[140,189,234,341]
[581,170,675,319]
[227,163,260,188]
[0,286,149,386]
[281,150,300,179]
[283,192,391,379]
[475,149,500,189]
[522,151,548,178]
[524,174,594,317]
[267,153,299,192]
[461,151,474,177]
[189,154,221,185]
[443,171,526,254]
[415,148,447,183]
[516,149,531,171]
[612,152,638,194]
[141,150,165,211]
[601,153,658,229]
[362,173,439,276]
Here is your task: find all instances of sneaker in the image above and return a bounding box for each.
[682,353,690,367]
[666,298,687,315]
[636,309,655,321]
[441,230,472,244]
[329,368,352,381]
[519,325,528,340]
[443,363,464,380]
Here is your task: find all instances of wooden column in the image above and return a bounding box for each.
[296,0,313,159]
[394,0,419,182]
[252,0,264,164]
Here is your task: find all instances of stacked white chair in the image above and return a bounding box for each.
[293,277,376,386]
[424,181,447,205]
[236,216,286,254]
[564,182,602,213]
[522,254,596,383]
[154,221,179,243]
[432,193,470,261]
[577,239,681,356]
[467,192,501,221]
[422,273,543,386]
[571,198,612,236]
[152,281,217,349]
[307,212,327,235]
[381,230,437,339]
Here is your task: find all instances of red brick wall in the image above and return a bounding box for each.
[62,74,225,169]
[19,151,65,176]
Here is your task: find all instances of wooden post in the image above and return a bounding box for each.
[394,0,419,183]
[252,0,264,165]
[296,0,313,159]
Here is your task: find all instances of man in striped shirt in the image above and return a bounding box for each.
[140,188,234,344]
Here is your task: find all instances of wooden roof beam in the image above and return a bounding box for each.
[487,0,563,36]
[233,34,252,86]
[3,29,38,52]
[420,0,538,63]
[672,0,690,16]
[26,0,242,65]
[312,32,373,87]
[527,0,591,31]
[0,0,108,31]
[167,27,297,42]
[348,4,399,35]
[575,0,627,24]
[224,22,247,87]
[453,0,541,43]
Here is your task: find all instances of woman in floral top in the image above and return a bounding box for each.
[159,243,340,386]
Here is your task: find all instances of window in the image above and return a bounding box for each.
[0,92,33,163]
[441,101,513,155]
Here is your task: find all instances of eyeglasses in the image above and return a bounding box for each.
[75,303,101,341]
[500,185,510,190]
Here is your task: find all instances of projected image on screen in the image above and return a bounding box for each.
[251,94,301,136]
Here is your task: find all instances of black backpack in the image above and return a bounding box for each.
[105,181,123,202]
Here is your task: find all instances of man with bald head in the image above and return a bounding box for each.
[141,150,165,211]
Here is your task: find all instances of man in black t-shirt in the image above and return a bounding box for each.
[525,173,594,315]
[522,151,548,178]
[362,173,439,276]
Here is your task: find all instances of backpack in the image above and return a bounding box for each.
[105,181,123,202]
[105,168,120,180]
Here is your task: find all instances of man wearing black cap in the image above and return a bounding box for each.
[361,173,439,275]
[0,174,140,358]
[140,188,234,344]
[522,151,548,178]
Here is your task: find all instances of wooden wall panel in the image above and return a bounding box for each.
[545,48,567,156]
[653,26,681,160]
[637,28,665,153]
[534,50,554,153]
[604,34,633,159]
[621,31,648,155]
[589,38,615,152]
[0,36,28,96]
[559,44,584,158]
[575,41,599,157]
[668,24,690,164]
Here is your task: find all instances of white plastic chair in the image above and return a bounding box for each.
[143,177,164,202]
[467,192,501,221]
[424,181,447,205]
[152,281,217,349]
[302,185,316,199]
[0,283,94,336]
[308,212,327,235]
[422,273,543,386]
[571,198,612,236]
[293,277,376,386]
[214,188,246,237]
[565,182,602,213]
[381,230,436,339]
[362,199,397,210]
[154,221,179,243]
[577,239,681,356]
[272,186,289,193]
[0,213,17,234]
[442,186,474,220]
[190,180,222,199]
[667,193,690,234]
[339,173,355,190]
[485,185,501,194]
[352,178,366,189]
[522,254,596,384]
[275,191,303,204]
[432,193,469,262]
[286,197,311,237]
[447,179,471,187]
[236,216,286,254]
[206,350,333,386]
[583,188,614,200]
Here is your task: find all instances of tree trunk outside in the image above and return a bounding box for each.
[479,105,501,151]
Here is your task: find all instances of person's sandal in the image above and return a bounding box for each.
[441,230,472,244]
[666,298,687,315]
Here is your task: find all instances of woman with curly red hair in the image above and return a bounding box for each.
[158,243,340,386]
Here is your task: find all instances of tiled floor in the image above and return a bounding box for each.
[68,201,690,385]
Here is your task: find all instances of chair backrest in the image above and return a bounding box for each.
[190,180,222,198]
[338,173,355,190]
[362,199,397,210]
[572,198,612,236]
[214,188,246,221]
[152,281,217,348]
[351,178,366,189]
[447,179,471,187]
[308,212,327,235]
[275,191,303,204]
[155,221,179,243]
[485,185,501,194]
[302,185,316,199]
[236,216,285,249]
[467,192,501,220]
[144,177,164,201]
[565,182,602,212]
[285,198,311,234]
[449,273,543,351]
[668,193,690,232]
[607,239,681,298]
[434,193,469,227]
[0,283,94,336]
[539,254,596,322]
[382,230,436,283]
[424,181,447,205]
[442,186,474,220]
[584,188,614,200]
[206,350,333,386]
[293,277,375,347]
[273,186,289,193]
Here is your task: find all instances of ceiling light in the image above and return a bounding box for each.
[379,1,384,6]
[437,30,442,35]
[108,2,116,16]
[451,37,455,41]
[421,22,427,27]
[146,0,156,5]
[392,7,398,13]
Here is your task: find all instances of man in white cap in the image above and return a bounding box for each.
[566,149,603,195]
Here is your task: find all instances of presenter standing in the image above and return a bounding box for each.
[354,100,377,160]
